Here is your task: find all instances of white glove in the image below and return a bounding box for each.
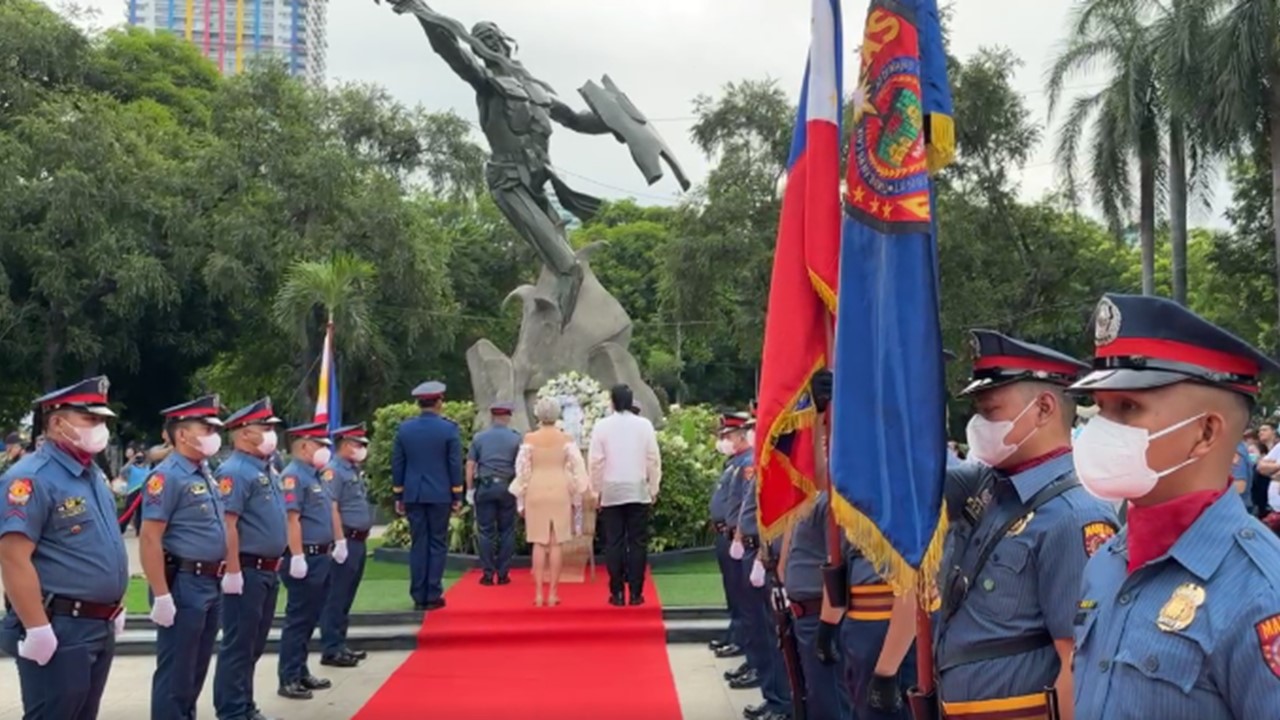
[111,478,127,495]
[517,499,525,516]
[333,539,349,565]
[729,539,745,560]
[221,572,244,595]
[289,554,308,579]
[466,488,476,505]
[149,594,176,628]
[749,557,766,588]
[113,611,126,637]
[17,625,57,666]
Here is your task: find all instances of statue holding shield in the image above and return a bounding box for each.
[379,0,690,326]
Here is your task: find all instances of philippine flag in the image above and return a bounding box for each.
[313,321,341,434]
[754,0,843,539]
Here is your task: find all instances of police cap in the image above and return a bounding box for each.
[34,376,116,418]
[959,330,1088,397]
[333,423,369,445]
[224,397,282,430]
[412,381,446,402]
[161,395,224,427]
[286,421,333,446]
[489,402,514,417]
[1072,293,1280,397]
[719,411,755,436]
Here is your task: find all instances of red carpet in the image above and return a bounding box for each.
[353,569,683,719]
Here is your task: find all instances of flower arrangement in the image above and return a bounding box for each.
[536,371,610,450]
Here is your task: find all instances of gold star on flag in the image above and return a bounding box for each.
[852,186,865,203]
[882,202,893,218]
[870,199,880,214]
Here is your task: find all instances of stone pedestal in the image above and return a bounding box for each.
[466,245,661,433]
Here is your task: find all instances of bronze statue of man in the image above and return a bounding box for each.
[382,0,637,325]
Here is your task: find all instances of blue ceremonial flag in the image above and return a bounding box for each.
[828,0,954,592]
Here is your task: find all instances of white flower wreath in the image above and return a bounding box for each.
[535,371,610,450]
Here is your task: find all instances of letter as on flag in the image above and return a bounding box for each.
[828,0,954,592]
[754,0,843,540]
[313,320,341,435]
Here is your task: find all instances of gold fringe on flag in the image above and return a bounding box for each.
[925,112,955,175]
[808,270,838,316]
[830,490,949,602]
[756,357,826,541]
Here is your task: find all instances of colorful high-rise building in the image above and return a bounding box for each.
[125,0,328,83]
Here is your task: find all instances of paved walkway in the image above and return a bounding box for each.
[0,645,758,719]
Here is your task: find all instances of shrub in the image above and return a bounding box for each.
[366,399,477,513]
[647,404,722,552]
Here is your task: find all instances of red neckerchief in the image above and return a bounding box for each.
[1001,446,1071,475]
[1126,487,1226,574]
[53,440,94,468]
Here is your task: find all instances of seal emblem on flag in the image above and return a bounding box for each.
[845,1,932,233]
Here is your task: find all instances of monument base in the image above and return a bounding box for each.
[466,245,661,433]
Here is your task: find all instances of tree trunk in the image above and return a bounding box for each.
[1269,73,1280,337]
[41,310,64,390]
[1169,120,1188,305]
[1139,151,1157,296]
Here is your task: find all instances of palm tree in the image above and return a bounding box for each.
[1047,0,1164,296]
[1204,0,1280,325]
[272,253,378,411]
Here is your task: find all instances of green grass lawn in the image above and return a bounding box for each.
[123,554,725,613]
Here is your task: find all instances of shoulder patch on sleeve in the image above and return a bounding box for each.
[1083,521,1117,558]
[282,476,296,490]
[1255,613,1280,678]
[147,474,165,496]
[6,478,33,506]
[321,469,334,482]
[218,476,234,496]
[743,465,756,481]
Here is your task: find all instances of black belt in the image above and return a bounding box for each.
[789,597,822,618]
[167,555,226,579]
[239,554,282,572]
[477,476,512,486]
[303,543,334,556]
[4,595,124,621]
[712,520,728,534]
[938,631,1055,673]
[343,527,370,542]
[742,534,760,551]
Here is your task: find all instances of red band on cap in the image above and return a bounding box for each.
[416,393,443,401]
[167,407,218,419]
[45,393,107,408]
[232,407,274,426]
[339,428,367,437]
[1097,338,1259,377]
[973,355,1081,377]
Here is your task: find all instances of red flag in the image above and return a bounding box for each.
[755,0,843,539]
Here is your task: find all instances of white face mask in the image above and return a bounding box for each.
[311,447,332,469]
[64,422,110,455]
[193,432,222,459]
[716,439,734,456]
[1073,413,1205,501]
[966,399,1039,467]
[352,446,368,463]
[256,430,278,456]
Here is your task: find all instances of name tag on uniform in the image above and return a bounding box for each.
[308,485,322,494]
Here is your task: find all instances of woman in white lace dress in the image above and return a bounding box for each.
[509,397,590,606]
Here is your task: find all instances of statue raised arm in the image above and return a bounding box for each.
[380,0,689,326]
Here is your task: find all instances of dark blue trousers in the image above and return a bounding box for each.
[406,502,450,605]
[0,612,116,719]
[320,539,367,657]
[714,532,745,647]
[793,613,852,720]
[278,554,332,685]
[474,483,516,579]
[736,551,792,713]
[840,617,917,720]
[214,566,280,720]
[153,572,222,720]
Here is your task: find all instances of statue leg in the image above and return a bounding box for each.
[488,184,584,326]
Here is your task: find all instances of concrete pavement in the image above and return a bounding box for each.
[0,645,755,719]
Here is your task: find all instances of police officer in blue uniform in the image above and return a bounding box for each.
[277,421,346,700]
[319,422,373,667]
[212,397,287,720]
[709,413,751,660]
[0,376,128,719]
[934,331,1119,720]
[467,402,521,586]
[732,417,794,720]
[393,380,463,611]
[140,395,229,720]
[1070,294,1280,719]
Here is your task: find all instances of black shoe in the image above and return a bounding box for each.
[250,712,281,720]
[759,712,791,720]
[629,594,645,606]
[424,598,446,611]
[343,646,368,661]
[277,682,313,700]
[708,639,728,651]
[608,594,625,607]
[714,643,744,658]
[724,662,750,681]
[300,674,331,690]
[744,704,769,720]
[497,575,511,585]
[480,574,494,586]
[320,653,359,668]
[728,669,761,689]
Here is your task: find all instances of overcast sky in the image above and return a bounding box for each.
[69,0,1231,227]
